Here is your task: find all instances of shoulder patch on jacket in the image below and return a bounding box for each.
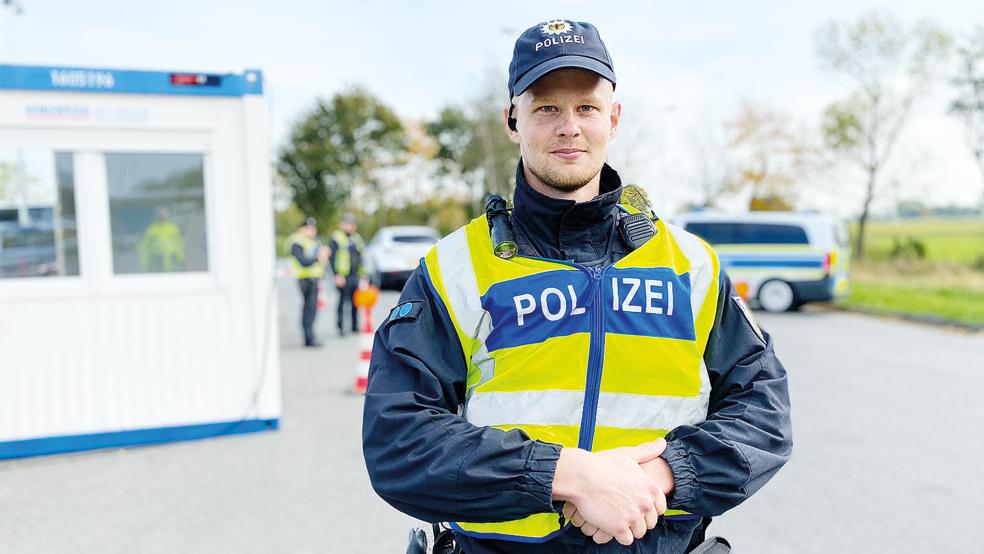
[386,301,423,325]
[733,295,765,342]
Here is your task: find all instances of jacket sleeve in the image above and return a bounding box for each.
[327,238,338,275]
[291,243,318,267]
[661,273,793,517]
[362,267,562,523]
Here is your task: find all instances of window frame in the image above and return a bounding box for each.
[0,129,221,300]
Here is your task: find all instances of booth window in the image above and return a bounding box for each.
[106,153,208,274]
[0,148,79,279]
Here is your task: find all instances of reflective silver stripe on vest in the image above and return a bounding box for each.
[664,222,713,335]
[465,390,707,430]
[434,228,496,394]
[663,223,714,406]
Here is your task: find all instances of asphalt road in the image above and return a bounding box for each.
[2,277,983,553]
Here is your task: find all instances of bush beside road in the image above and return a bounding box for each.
[858,217,983,264]
[840,217,984,327]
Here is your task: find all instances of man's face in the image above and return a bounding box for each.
[341,220,356,234]
[505,69,620,193]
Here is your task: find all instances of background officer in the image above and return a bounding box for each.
[363,19,792,553]
[287,217,328,347]
[329,212,367,336]
[138,207,185,272]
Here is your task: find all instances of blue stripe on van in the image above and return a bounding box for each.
[722,259,823,268]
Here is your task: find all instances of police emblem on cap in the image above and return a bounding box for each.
[540,20,572,35]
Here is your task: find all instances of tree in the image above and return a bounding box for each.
[950,27,984,207]
[0,160,37,204]
[427,104,485,203]
[427,71,519,206]
[816,11,952,259]
[727,103,811,211]
[277,88,406,226]
[686,115,737,208]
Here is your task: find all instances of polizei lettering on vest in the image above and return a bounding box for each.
[534,35,585,51]
[511,278,676,326]
[611,277,674,316]
[513,284,586,326]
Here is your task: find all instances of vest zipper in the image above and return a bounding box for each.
[578,264,606,451]
[499,252,610,452]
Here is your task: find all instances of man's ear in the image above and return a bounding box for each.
[503,105,520,144]
[609,101,622,141]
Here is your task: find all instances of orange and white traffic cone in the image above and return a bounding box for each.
[352,283,380,395]
[353,307,373,394]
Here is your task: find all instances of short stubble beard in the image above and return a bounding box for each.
[527,162,602,194]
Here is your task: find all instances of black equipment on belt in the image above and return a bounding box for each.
[406,523,459,554]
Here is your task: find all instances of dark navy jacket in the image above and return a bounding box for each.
[362,163,793,553]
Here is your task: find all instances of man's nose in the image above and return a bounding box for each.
[556,110,581,137]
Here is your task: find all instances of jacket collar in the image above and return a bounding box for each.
[511,160,623,263]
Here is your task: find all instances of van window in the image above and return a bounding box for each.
[685,222,809,245]
[392,235,437,244]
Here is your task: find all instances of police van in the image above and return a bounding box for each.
[675,211,851,312]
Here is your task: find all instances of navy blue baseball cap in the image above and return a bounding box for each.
[508,19,616,98]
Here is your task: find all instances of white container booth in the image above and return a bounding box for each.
[0,64,281,459]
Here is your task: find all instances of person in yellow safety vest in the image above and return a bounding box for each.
[329,212,368,336]
[363,19,792,554]
[139,207,185,272]
[287,217,329,347]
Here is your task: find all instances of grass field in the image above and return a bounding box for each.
[856,217,984,265]
[838,260,984,326]
[840,217,984,326]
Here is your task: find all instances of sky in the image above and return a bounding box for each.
[2,0,983,216]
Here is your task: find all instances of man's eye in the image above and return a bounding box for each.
[578,105,598,112]
[538,106,558,113]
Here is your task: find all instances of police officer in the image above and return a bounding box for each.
[287,217,328,347]
[329,213,367,336]
[139,207,185,272]
[363,20,792,553]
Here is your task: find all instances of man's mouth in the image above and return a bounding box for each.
[551,148,587,161]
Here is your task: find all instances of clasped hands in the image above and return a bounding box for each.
[552,438,673,546]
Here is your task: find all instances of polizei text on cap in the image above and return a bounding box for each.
[535,35,585,51]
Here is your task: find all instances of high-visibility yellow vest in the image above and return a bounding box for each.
[331,230,366,277]
[421,214,721,543]
[139,220,185,272]
[286,233,325,279]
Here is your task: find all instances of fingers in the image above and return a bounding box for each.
[592,531,614,544]
[654,488,668,515]
[630,517,647,540]
[645,505,659,530]
[614,527,635,546]
[581,522,599,536]
[630,438,668,464]
[561,502,576,521]
[571,511,586,528]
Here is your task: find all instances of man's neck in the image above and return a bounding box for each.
[523,165,601,203]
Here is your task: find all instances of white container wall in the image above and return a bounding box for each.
[0,65,281,459]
